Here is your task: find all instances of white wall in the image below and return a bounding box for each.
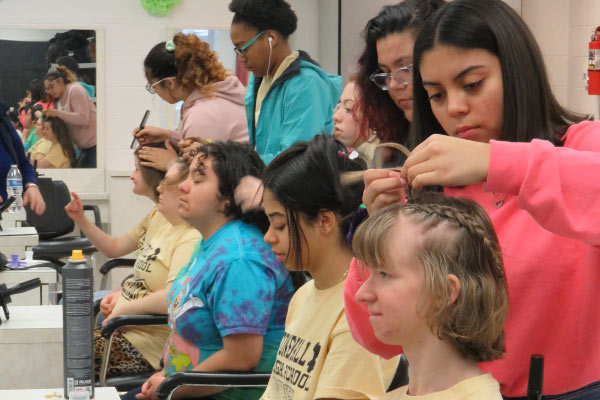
[522,0,600,119]
[0,0,321,236]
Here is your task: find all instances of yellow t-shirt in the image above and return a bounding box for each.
[382,373,502,400]
[28,138,52,161]
[127,206,168,250]
[261,279,400,400]
[255,51,300,124]
[119,218,201,369]
[43,141,71,168]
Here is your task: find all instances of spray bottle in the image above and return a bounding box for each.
[62,250,94,399]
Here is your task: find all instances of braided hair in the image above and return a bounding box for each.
[353,191,508,362]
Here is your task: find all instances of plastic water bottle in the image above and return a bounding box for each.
[6,164,23,213]
[62,250,95,399]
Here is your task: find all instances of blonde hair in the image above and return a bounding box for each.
[353,192,508,362]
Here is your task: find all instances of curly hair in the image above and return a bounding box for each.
[144,33,229,97]
[229,0,297,38]
[353,192,508,363]
[355,0,445,144]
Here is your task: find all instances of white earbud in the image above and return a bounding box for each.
[268,36,273,48]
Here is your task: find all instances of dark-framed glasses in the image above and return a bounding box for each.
[369,64,413,91]
[234,30,266,59]
[145,76,174,94]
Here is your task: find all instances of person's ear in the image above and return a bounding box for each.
[267,30,277,47]
[317,210,336,236]
[447,274,461,305]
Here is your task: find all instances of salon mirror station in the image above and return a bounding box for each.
[0,29,97,169]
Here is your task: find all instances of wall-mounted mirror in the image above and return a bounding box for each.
[0,28,98,169]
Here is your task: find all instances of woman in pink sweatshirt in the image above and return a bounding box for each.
[44,66,97,168]
[135,33,248,171]
[346,0,600,399]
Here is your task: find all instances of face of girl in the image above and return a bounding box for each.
[376,30,416,122]
[157,164,183,216]
[41,121,55,141]
[230,23,271,77]
[420,45,504,143]
[263,189,293,267]
[355,219,431,345]
[177,155,226,228]
[146,71,178,104]
[34,119,43,134]
[44,78,65,100]
[130,159,152,197]
[332,82,361,148]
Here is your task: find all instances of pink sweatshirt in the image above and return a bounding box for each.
[344,121,600,397]
[171,75,248,144]
[56,82,96,149]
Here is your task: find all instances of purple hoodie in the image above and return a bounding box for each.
[172,75,249,143]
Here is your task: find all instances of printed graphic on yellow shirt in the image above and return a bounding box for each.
[268,332,321,399]
[121,244,161,300]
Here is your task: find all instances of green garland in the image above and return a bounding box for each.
[141,0,182,16]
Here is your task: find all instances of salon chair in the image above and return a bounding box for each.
[97,271,311,392]
[27,177,100,271]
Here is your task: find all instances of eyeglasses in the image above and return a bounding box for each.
[369,64,413,91]
[145,76,174,94]
[234,31,266,59]
[44,80,57,93]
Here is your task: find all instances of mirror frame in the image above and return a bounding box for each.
[1,26,106,199]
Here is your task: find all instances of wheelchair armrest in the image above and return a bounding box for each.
[99,258,135,276]
[157,372,271,400]
[83,204,101,230]
[100,314,169,339]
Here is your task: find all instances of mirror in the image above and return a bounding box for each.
[0,28,98,169]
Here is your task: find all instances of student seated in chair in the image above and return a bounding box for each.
[65,148,200,378]
[125,142,293,400]
[354,193,508,399]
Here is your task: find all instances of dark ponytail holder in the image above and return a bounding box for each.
[346,207,369,245]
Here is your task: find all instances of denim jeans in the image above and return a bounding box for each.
[503,380,600,400]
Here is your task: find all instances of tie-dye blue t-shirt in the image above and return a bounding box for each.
[165,220,294,400]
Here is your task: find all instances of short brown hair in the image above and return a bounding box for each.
[134,143,167,201]
[353,192,508,362]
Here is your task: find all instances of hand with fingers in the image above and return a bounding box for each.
[234,176,264,213]
[64,192,86,224]
[362,169,408,214]
[132,126,170,146]
[400,134,490,189]
[138,140,178,172]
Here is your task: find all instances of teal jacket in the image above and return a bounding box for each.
[245,51,342,164]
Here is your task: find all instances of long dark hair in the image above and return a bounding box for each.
[263,135,366,268]
[411,0,590,148]
[42,115,76,167]
[195,141,269,233]
[355,0,445,144]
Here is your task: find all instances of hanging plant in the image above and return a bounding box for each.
[141,0,182,16]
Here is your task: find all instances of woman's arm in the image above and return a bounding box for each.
[64,192,138,258]
[173,334,263,398]
[139,334,264,400]
[486,122,600,244]
[102,284,171,324]
[55,85,94,126]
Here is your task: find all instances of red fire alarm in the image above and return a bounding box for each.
[589,26,600,95]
